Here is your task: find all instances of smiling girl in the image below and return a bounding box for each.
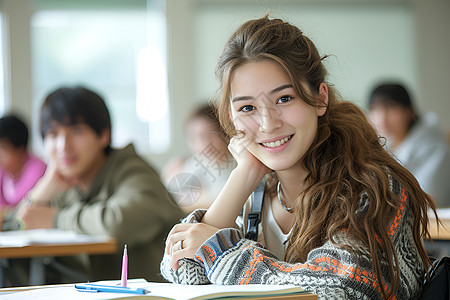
[161,15,437,299]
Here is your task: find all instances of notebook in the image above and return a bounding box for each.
[0,279,317,300]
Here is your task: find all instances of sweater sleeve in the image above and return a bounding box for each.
[160,209,211,284]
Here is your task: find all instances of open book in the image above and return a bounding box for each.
[0,279,316,300]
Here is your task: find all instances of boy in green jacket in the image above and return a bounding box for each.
[4,86,183,283]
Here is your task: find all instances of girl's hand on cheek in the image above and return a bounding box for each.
[228,137,271,183]
[201,136,268,228]
[165,223,220,270]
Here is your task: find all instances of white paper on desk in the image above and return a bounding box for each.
[0,281,307,300]
[0,229,110,247]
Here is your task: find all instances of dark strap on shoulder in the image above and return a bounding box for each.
[245,178,265,241]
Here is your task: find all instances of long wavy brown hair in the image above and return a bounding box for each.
[215,15,437,299]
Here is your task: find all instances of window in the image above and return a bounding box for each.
[31,4,169,155]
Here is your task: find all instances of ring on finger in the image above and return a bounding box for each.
[175,240,183,251]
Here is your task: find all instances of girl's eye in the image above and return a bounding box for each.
[277,96,293,104]
[239,105,255,112]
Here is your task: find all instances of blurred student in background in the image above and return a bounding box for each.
[2,86,183,283]
[368,83,450,207]
[161,103,235,213]
[0,115,46,217]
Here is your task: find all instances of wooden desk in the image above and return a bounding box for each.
[0,238,117,258]
[428,217,450,240]
[425,216,450,260]
[0,236,117,286]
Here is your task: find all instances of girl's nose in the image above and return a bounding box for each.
[258,106,281,133]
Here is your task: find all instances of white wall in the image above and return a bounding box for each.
[413,0,450,127]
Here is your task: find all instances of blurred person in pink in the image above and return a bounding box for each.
[0,115,46,215]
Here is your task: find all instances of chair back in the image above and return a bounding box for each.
[419,256,450,300]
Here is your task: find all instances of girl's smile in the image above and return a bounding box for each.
[259,134,293,153]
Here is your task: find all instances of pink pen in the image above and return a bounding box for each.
[121,244,128,287]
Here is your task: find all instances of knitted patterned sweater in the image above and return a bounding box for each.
[160,176,425,299]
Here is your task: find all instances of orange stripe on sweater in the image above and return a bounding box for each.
[238,248,387,296]
[203,245,216,263]
[388,188,407,236]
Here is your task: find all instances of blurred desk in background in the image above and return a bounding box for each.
[428,216,450,240]
[426,208,450,259]
[0,229,117,287]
